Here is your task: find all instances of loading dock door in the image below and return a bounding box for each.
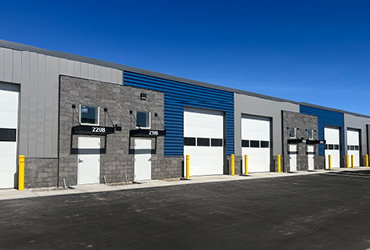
[347,130,360,167]
[241,116,271,172]
[324,127,341,169]
[183,108,224,176]
[0,84,19,189]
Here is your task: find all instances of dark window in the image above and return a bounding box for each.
[289,127,296,138]
[197,138,210,146]
[250,140,260,148]
[347,145,351,150]
[334,145,339,150]
[355,146,359,150]
[261,141,269,148]
[308,129,313,139]
[184,137,196,146]
[242,140,250,147]
[325,144,328,149]
[80,105,99,125]
[329,144,334,150]
[211,138,223,147]
[350,145,355,150]
[136,111,150,128]
[0,128,16,142]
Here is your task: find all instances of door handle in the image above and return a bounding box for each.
[79,159,84,163]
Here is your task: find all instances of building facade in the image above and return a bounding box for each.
[0,39,370,189]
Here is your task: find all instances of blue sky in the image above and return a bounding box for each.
[1,0,369,115]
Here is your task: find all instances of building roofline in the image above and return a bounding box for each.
[1,39,369,119]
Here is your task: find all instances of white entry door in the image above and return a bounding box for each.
[0,84,19,189]
[307,145,315,171]
[134,139,152,181]
[289,144,297,172]
[347,129,360,167]
[324,127,341,169]
[78,137,100,185]
[241,115,271,172]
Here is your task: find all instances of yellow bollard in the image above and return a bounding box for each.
[367,154,369,167]
[231,154,235,176]
[244,155,248,175]
[278,154,281,173]
[329,155,332,170]
[347,155,350,169]
[186,155,190,179]
[351,155,354,168]
[18,155,25,191]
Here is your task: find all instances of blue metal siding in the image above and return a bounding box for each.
[300,105,344,156]
[124,72,234,156]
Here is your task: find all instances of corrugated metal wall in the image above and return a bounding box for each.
[300,105,344,156]
[0,47,123,158]
[123,72,234,156]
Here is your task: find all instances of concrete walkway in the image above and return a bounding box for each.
[1,167,369,201]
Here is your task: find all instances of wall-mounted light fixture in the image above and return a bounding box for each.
[140,93,147,100]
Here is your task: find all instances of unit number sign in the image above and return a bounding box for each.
[149,130,159,136]
[92,127,106,133]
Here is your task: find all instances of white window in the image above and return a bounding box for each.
[136,111,151,129]
[80,105,99,125]
[289,127,296,138]
[308,129,313,139]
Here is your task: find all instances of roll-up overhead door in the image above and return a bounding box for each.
[324,127,341,168]
[0,83,19,189]
[347,129,360,167]
[241,115,271,172]
[183,107,224,176]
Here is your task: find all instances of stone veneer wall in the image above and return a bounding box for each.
[24,158,58,188]
[59,75,169,186]
[282,111,323,172]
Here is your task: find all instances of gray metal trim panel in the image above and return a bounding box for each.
[344,113,370,159]
[0,46,123,158]
[234,93,300,156]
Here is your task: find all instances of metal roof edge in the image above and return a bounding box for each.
[0,39,368,118]
[299,102,370,119]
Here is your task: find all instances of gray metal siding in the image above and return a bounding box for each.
[344,113,370,157]
[234,93,300,156]
[0,47,123,158]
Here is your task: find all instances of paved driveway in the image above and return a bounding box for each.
[1,172,370,250]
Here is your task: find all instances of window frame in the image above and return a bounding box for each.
[307,129,314,140]
[289,127,296,138]
[136,111,151,129]
[80,104,100,126]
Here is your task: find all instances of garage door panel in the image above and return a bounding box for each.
[242,116,270,141]
[0,89,18,128]
[324,127,341,168]
[0,85,19,189]
[184,108,224,176]
[242,147,270,172]
[184,146,223,175]
[347,129,360,167]
[184,109,223,138]
[241,116,271,172]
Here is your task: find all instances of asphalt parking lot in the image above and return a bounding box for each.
[1,172,370,250]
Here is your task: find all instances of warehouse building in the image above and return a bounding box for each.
[0,39,370,189]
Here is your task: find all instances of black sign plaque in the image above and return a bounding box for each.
[72,125,115,135]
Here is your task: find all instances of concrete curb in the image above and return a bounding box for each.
[1,167,369,201]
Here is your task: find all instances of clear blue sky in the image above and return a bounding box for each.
[1,0,369,115]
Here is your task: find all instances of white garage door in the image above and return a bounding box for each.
[241,115,271,173]
[324,127,341,169]
[347,129,360,167]
[183,107,224,176]
[0,83,19,189]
